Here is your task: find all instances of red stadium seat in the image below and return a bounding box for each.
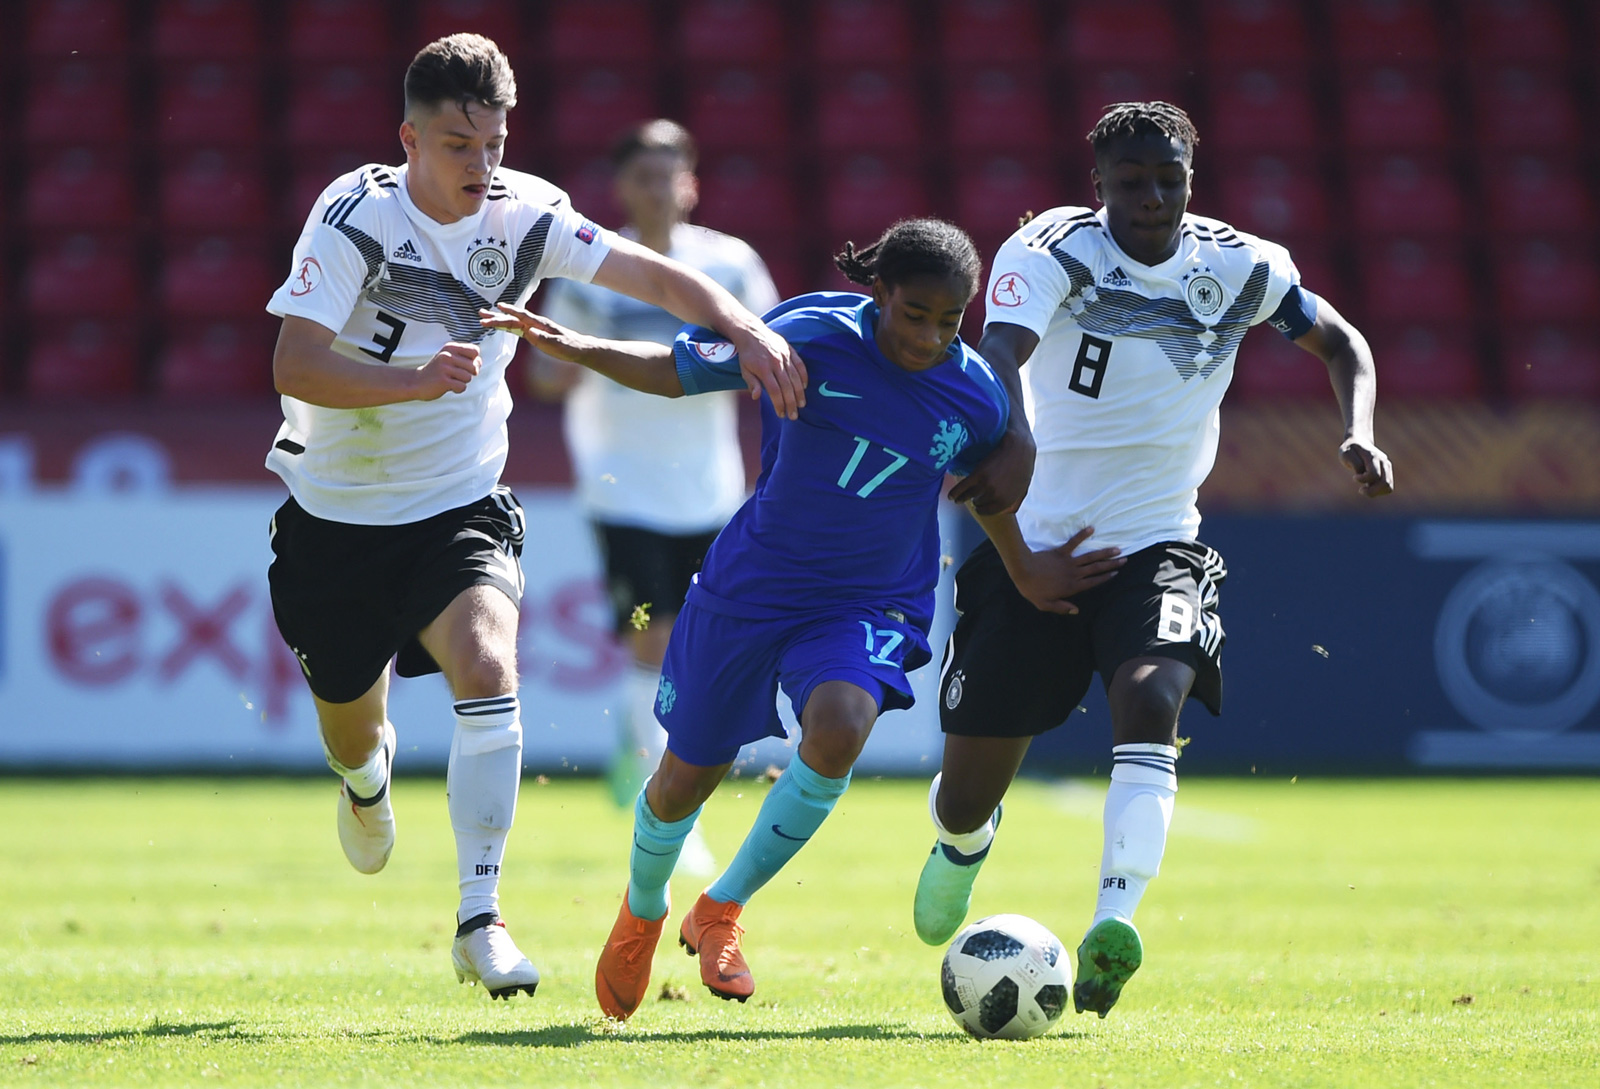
[1480,156,1596,237]
[160,237,275,320]
[1067,68,1185,148]
[1348,155,1466,237]
[1339,67,1452,150]
[159,151,271,233]
[684,70,789,153]
[822,156,930,247]
[1364,324,1484,399]
[285,151,397,230]
[553,156,623,228]
[157,320,279,399]
[1211,155,1330,241]
[1462,0,1569,64]
[1230,324,1328,399]
[286,0,392,63]
[813,0,912,66]
[1492,240,1600,323]
[1327,0,1440,64]
[545,0,656,66]
[1358,239,1473,323]
[953,156,1057,251]
[26,321,141,398]
[24,147,135,231]
[1469,68,1580,151]
[284,66,395,157]
[815,69,922,154]
[414,0,519,50]
[23,61,130,145]
[1198,0,1311,66]
[1205,68,1318,152]
[549,69,658,154]
[696,155,801,247]
[679,0,785,66]
[939,0,1043,64]
[948,68,1051,156]
[1058,2,1182,68]
[1283,242,1340,302]
[1501,324,1600,399]
[150,0,264,61]
[25,235,138,318]
[27,0,126,56]
[157,63,265,147]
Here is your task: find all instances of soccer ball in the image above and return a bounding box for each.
[940,914,1070,1040]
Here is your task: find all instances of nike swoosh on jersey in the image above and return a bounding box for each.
[770,824,809,842]
[817,381,862,399]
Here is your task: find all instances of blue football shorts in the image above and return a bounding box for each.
[655,597,932,767]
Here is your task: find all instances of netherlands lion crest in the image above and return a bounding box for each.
[929,418,970,471]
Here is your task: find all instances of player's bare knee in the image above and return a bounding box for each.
[451,651,518,701]
[798,720,870,779]
[1109,682,1184,744]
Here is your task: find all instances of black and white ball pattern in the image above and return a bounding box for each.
[941,914,1070,1040]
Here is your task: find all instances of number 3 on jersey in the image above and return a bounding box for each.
[1069,333,1112,399]
[837,435,909,498]
[359,311,407,363]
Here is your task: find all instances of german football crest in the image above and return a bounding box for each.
[1184,273,1225,319]
[467,243,510,289]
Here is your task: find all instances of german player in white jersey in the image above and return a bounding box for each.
[912,102,1394,1018]
[263,34,804,1001]
[530,121,779,875]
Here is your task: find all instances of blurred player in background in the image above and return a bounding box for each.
[912,102,1395,1018]
[529,120,779,876]
[264,35,804,1001]
[485,219,1109,1022]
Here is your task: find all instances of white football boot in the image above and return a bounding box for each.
[452,914,541,999]
[335,721,396,874]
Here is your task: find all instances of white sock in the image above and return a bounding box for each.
[448,695,522,924]
[626,662,668,770]
[1093,743,1178,926]
[928,773,998,857]
[323,726,389,801]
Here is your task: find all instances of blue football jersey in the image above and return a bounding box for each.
[671,292,1009,630]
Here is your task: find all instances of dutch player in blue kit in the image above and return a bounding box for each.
[483,219,1114,1020]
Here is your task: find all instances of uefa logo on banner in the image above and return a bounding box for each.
[1409,523,1600,768]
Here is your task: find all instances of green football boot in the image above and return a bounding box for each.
[1073,917,1143,1018]
[913,806,1001,946]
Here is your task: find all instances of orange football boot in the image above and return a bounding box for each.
[595,894,667,1021]
[678,892,754,1002]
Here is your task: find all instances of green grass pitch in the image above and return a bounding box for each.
[2,776,1597,1087]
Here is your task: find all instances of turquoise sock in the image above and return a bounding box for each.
[707,756,850,906]
[627,787,701,921]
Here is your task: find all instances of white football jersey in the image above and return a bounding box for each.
[985,206,1302,555]
[266,163,615,525]
[543,223,779,534]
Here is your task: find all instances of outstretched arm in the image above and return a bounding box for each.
[1290,297,1395,498]
[588,237,807,417]
[968,509,1124,615]
[947,322,1039,516]
[480,303,683,398]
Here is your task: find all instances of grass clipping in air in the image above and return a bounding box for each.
[1,778,1597,1087]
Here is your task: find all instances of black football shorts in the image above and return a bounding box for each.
[593,521,719,634]
[939,537,1227,738]
[267,486,526,704]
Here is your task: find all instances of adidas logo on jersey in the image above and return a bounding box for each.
[391,239,423,262]
[1101,266,1131,287]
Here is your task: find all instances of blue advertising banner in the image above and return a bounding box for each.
[1024,516,1600,774]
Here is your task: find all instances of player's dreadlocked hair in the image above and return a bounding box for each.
[1087,101,1199,160]
[405,33,518,118]
[834,218,982,297]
